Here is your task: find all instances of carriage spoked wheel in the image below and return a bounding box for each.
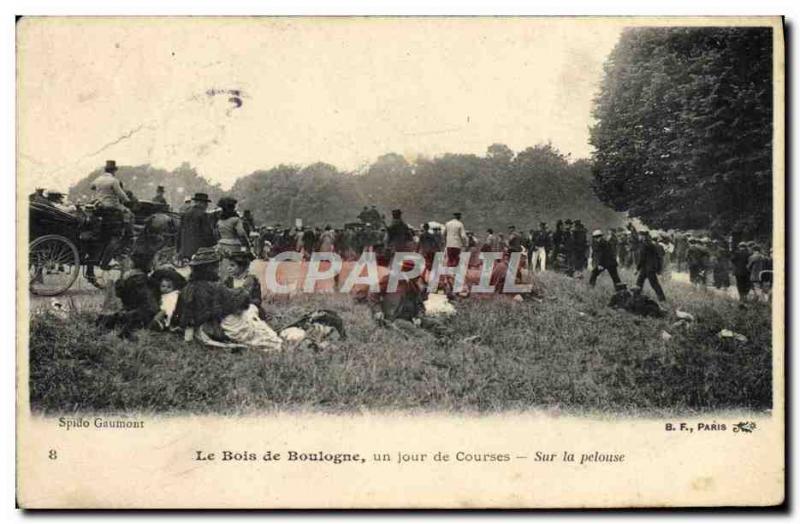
[29,234,81,296]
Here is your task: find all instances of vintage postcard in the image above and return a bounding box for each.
[16,16,784,508]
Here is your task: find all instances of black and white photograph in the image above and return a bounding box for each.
[15,15,785,509]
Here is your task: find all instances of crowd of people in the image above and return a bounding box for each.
[32,159,775,347]
[246,211,773,304]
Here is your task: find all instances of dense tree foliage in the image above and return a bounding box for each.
[590,27,773,238]
[230,144,622,230]
[68,143,623,231]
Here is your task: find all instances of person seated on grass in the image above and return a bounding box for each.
[149,266,187,332]
[96,251,159,339]
[483,251,540,299]
[173,247,282,352]
[368,260,444,338]
[222,250,265,320]
[608,284,665,318]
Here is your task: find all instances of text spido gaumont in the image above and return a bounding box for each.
[260,251,532,295]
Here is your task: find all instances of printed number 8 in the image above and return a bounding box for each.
[48,449,57,460]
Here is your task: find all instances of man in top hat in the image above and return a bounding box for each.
[178,192,217,261]
[589,229,621,287]
[152,185,168,206]
[444,212,467,267]
[90,160,130,211]
[88,160,136,270]
[385,209,414,261]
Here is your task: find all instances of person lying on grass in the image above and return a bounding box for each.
[173,247,282,352]
[608,283,666,318]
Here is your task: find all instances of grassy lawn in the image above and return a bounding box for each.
[28,269,772,415]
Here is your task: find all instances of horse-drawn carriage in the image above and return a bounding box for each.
[28,199,181,296]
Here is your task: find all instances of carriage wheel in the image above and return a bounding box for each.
[29,235,80,296]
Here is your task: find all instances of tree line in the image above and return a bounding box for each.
[68,143,624,231]
[590,26,773,239]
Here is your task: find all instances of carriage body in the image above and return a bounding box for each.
[28,199,181,296]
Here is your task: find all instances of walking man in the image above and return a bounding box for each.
[589,229,621,287]
[635,230,666,301]
[444,212,467,267]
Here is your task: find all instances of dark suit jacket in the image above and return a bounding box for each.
[179,206,216,259]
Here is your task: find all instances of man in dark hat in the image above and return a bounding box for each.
[384,209,414,262]
[635,230,667,301]
[152,185,168,206]
[178,192,217,261]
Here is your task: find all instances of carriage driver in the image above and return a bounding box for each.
[89,160,134,275]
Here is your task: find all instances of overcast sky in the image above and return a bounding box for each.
[18,17,625,191]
